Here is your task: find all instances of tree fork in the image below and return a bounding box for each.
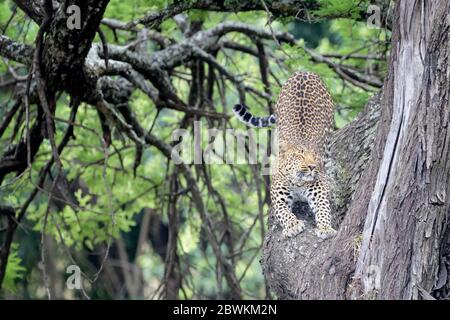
[261,0,450,299]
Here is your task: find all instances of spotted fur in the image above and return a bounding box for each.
[234,71,337,239]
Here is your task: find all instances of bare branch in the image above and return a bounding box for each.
[102,18,173,48]
[128,0,350,29]
[0,35,34,65]
[304,47,383,91]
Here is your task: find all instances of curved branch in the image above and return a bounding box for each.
[128,0,386,29]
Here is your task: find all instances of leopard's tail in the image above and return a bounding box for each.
[232,104,276,128]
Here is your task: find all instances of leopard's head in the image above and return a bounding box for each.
[277,143,320,184]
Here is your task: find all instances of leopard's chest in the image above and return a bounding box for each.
[291,181,315,200]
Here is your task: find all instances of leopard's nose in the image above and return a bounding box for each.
[308,164,316,171]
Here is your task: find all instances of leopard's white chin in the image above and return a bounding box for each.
[294,173,316,184]
[303,175,316,182]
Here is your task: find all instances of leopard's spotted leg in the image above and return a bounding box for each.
[305,177,337,239]
[271,176,304,238]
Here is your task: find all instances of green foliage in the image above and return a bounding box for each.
[0,1,12,27]
[3,243,26,293]
[314,0,369,20]
[105,0,170,21]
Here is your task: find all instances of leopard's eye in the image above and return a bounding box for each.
[300,164,316,172]
[300,166,309,172]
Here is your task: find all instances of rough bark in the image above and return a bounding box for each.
[261,0,450,300]
[41,0,110,95]
[354,0,450,300]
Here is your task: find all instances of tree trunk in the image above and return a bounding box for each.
[262,0,450,299]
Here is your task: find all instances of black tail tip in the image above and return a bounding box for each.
[233,104,245,112]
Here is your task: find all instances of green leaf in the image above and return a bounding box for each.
[3,243,26,293]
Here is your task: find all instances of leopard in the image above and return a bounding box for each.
[233,71,337,239]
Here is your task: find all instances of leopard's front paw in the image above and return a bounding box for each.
[315,226,337,239]
[282,219,305,238]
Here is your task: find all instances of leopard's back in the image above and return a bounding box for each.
[275,72,334,154]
